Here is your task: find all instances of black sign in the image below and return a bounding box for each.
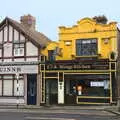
[45,63,109,70]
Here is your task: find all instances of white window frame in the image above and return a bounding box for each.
[14,43,24,56]
[3,80,13,96]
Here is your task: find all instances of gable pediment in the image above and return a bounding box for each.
[59,17,117,34]
[77,18,96,32]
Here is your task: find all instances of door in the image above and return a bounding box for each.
[46,80,58,105]
[27,74,37,105]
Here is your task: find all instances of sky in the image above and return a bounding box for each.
[0,0,120,41]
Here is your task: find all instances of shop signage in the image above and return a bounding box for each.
[46,64,91,70]
[90,81,104,87]
[0,65,38,74]
[46,63,109,70]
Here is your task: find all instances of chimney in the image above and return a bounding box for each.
[20,14,36,30]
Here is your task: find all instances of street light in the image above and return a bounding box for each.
[16,73,19,109]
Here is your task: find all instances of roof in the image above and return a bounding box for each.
[0,17,51,48]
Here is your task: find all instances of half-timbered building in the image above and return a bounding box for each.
[0,15,50,105]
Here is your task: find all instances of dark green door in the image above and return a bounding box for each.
[46,80,58,105]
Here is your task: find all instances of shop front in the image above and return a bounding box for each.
[0,63,38,105]
[64,73,110,104]
[40,58,117,105]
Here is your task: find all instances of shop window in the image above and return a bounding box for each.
[0,75,24,97]
[3,80,13,96]
[2,75,13,96]
[14,80,24,96]
[66,74,110,97]
[14,43,24,56]
[76,39,97,56]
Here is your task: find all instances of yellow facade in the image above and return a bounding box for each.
[40,17,118,105]
[41,42,58,56]
[42,17,117,60]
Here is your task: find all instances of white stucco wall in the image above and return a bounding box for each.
[26,42,38,56]
[4,26,7,42]
[4,43,12,57]
[9,25,13,42]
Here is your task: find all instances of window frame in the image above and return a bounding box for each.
[13,43,25,56]
[48,50,56,62]
[76,38,98,56]
[0,75,24,97]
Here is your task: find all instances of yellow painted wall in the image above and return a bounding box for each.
[41,18,117,60]
[41,42,58,57]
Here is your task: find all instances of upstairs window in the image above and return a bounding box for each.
[48,50,56,62]
[14,43,24,56]
[76,39,97,56]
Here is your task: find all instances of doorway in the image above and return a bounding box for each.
[27,74,37,105]
[46,79,58,105]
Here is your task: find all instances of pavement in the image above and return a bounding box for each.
[0,104,120,116]
[104,106,120,116]
[0,104,112,110]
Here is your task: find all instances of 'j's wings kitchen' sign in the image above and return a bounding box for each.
[0,65,38,74]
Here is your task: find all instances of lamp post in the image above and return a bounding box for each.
[16,73,19,109]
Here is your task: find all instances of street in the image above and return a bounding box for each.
[0,108,119,120]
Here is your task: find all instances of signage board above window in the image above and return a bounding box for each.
[45,60,109,71]
[0,65,38,74]
[90,81,104,87]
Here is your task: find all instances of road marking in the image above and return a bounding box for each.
[25,117,75,120]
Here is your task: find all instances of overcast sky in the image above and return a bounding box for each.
[0,0,120,40]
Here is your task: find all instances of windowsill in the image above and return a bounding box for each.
[14,56,24,58]
[0,96,24,97]
[75,55,98,58]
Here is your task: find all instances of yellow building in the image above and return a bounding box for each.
[40,17,118,105]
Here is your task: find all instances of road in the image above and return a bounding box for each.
[0,109,119,120]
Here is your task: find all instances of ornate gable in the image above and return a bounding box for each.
[59,17,117,34]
